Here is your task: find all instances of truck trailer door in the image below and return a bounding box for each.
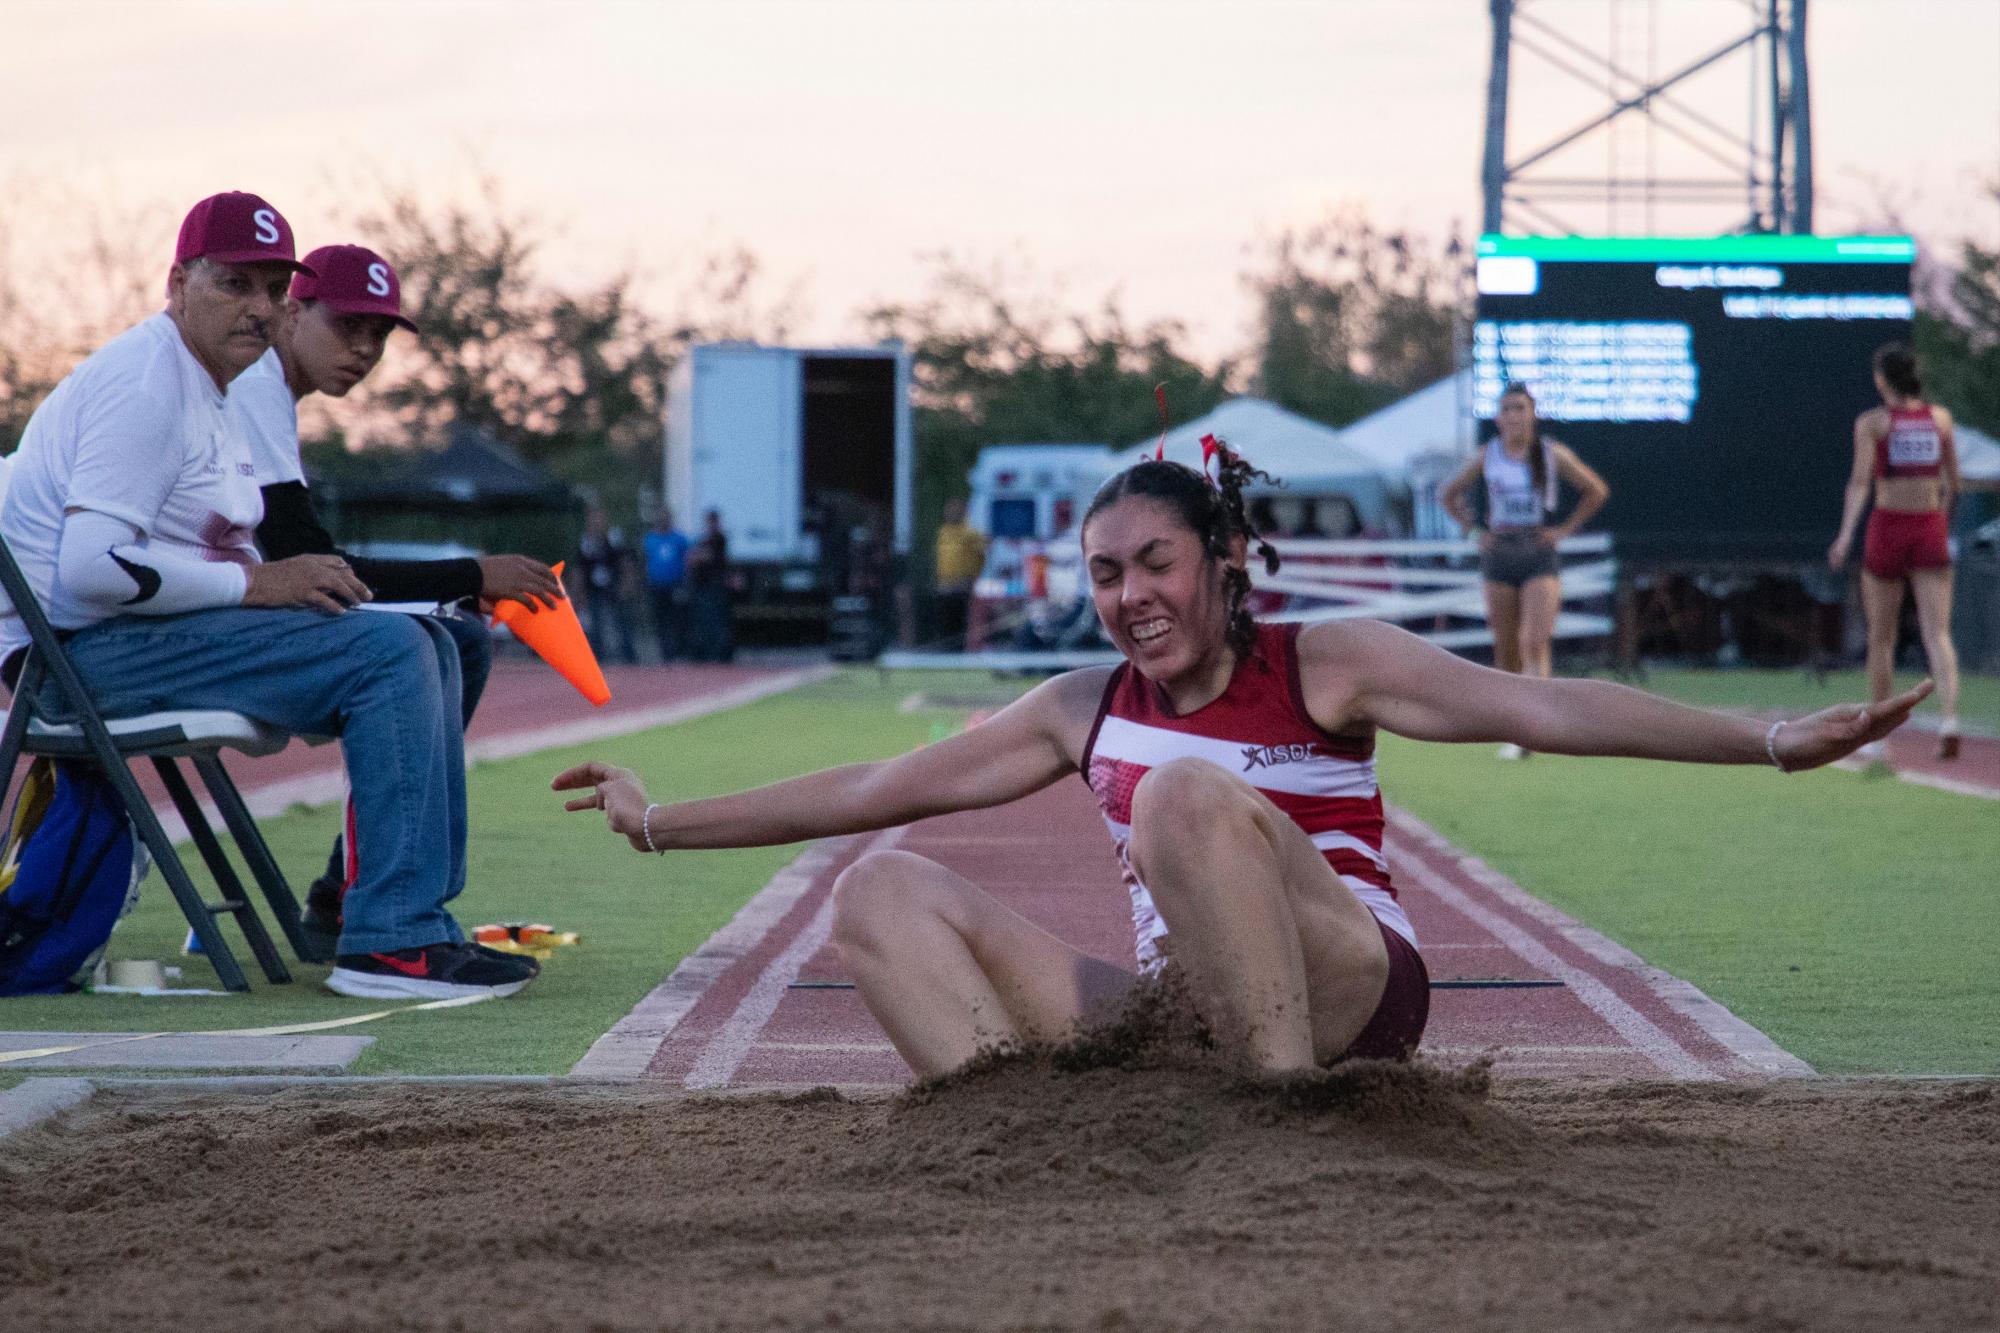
[688,346,802,564]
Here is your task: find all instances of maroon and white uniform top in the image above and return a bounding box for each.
[1080,621,1415,972]
[1875,403,1949,480]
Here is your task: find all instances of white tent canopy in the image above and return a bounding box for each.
[1957,422,2000,489]
[1107,397,1399,531]
[1335,372,1472,481]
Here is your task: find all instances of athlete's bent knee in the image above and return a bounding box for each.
[1129,758,1261,873]
[1132,756,1246,817]
[831,850,953,949]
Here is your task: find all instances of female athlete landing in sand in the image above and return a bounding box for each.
[557,451,1927,1081]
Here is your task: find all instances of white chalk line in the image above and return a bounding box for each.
[682,827,906,1091]
[1389,806,1814,1081]
[568,832,870,1079]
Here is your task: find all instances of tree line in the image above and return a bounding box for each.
[4,182,1997,553]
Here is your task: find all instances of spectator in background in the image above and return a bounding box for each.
[931,497,986,649]
[642,506,690,663]
[575,505,638,665]
[687,508,735,662]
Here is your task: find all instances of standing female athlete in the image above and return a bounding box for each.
[1827,343,1962,760]
[556,453,1924,1081]
[1440,382,1610,758]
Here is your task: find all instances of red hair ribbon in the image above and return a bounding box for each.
[1153,383,1169,461]
[1199,433,1226,486]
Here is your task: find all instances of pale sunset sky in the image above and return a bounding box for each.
[2,0,1996,360]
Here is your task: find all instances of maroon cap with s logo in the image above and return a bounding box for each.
[174,192,313,273]
[290,245,418,333]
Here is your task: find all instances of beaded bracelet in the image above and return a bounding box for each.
[642,803,664,853]
[1764,719,1790,773]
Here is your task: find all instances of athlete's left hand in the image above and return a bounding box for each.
[1537,528,1565,549]
[553,761,655,851]
[1770,681,1933,772]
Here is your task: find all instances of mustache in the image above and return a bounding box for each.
[231,318,269,338]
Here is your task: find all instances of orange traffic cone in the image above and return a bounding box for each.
[491,561,612,706]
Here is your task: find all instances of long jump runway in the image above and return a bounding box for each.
[586,777,1812,1090]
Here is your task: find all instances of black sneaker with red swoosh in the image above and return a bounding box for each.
[326,942,537,1000]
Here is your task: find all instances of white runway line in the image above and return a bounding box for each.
[1390,807,1815,1081]
[1391,814,1716,1082]
[569,833,864,1080]
[682,827,905,1091]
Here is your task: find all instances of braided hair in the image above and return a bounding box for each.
[1082,443,1281,659]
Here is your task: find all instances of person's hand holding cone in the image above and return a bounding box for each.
[491,561,612,706]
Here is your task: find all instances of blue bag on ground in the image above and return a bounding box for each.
[0,759,137,996]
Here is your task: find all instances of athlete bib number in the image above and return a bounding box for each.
[1489,486,1542,528]
[1887,424,1941,469]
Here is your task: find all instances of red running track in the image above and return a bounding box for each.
[587,777,1813,1091]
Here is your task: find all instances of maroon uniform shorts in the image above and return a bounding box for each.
[1340,918,1430,1061]
[1864,509,1951,582]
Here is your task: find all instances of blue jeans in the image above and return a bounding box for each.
[53,607,470,955]
[318,608,492,897]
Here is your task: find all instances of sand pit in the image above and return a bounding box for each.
[3,1052,1995,1332]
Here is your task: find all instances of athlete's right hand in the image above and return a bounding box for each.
[552,761,657,852]
[1826,537,1850,570]
[242,555,372,614]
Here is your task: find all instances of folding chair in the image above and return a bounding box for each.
[0,533,325,992]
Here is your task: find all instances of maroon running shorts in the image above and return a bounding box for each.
[1864,509,1951,582]
[1339,919,1430,1061]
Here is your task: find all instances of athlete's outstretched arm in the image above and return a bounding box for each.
[1303,619,1928,771]
[553,669,1110,853]
[1828,413,1876,568]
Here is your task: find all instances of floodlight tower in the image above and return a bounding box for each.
[1481,0,1814,236]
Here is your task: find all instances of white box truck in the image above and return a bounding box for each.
[664,341,913,639]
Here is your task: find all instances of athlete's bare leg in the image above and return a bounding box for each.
[1483,580,1524,675]
[832,850,1134,1079]
[1908,565,1960,744]
[1516,574,1562,679]
[1860,572,1908,706]
[1125,757,1390,1075]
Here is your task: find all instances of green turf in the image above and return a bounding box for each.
[1380,729,1997,1076]
[1607,667,2000,733]
[0,671,1026,1077]
[7,664,1988,1082]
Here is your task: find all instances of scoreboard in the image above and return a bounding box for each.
[1472,235,1916,564]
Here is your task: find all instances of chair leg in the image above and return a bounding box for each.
[110,766,250,993]
[191,752,322,964]
[0,659,46,819]
[151,758,291,986]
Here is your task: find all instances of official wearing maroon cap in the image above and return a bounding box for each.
[174,190,316,274]
[269,244,419,400]
[291,244,420,336]
[167,190,316,391]
[233,241,561,960]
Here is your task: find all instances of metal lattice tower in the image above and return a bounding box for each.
[1481,0,1814,236]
